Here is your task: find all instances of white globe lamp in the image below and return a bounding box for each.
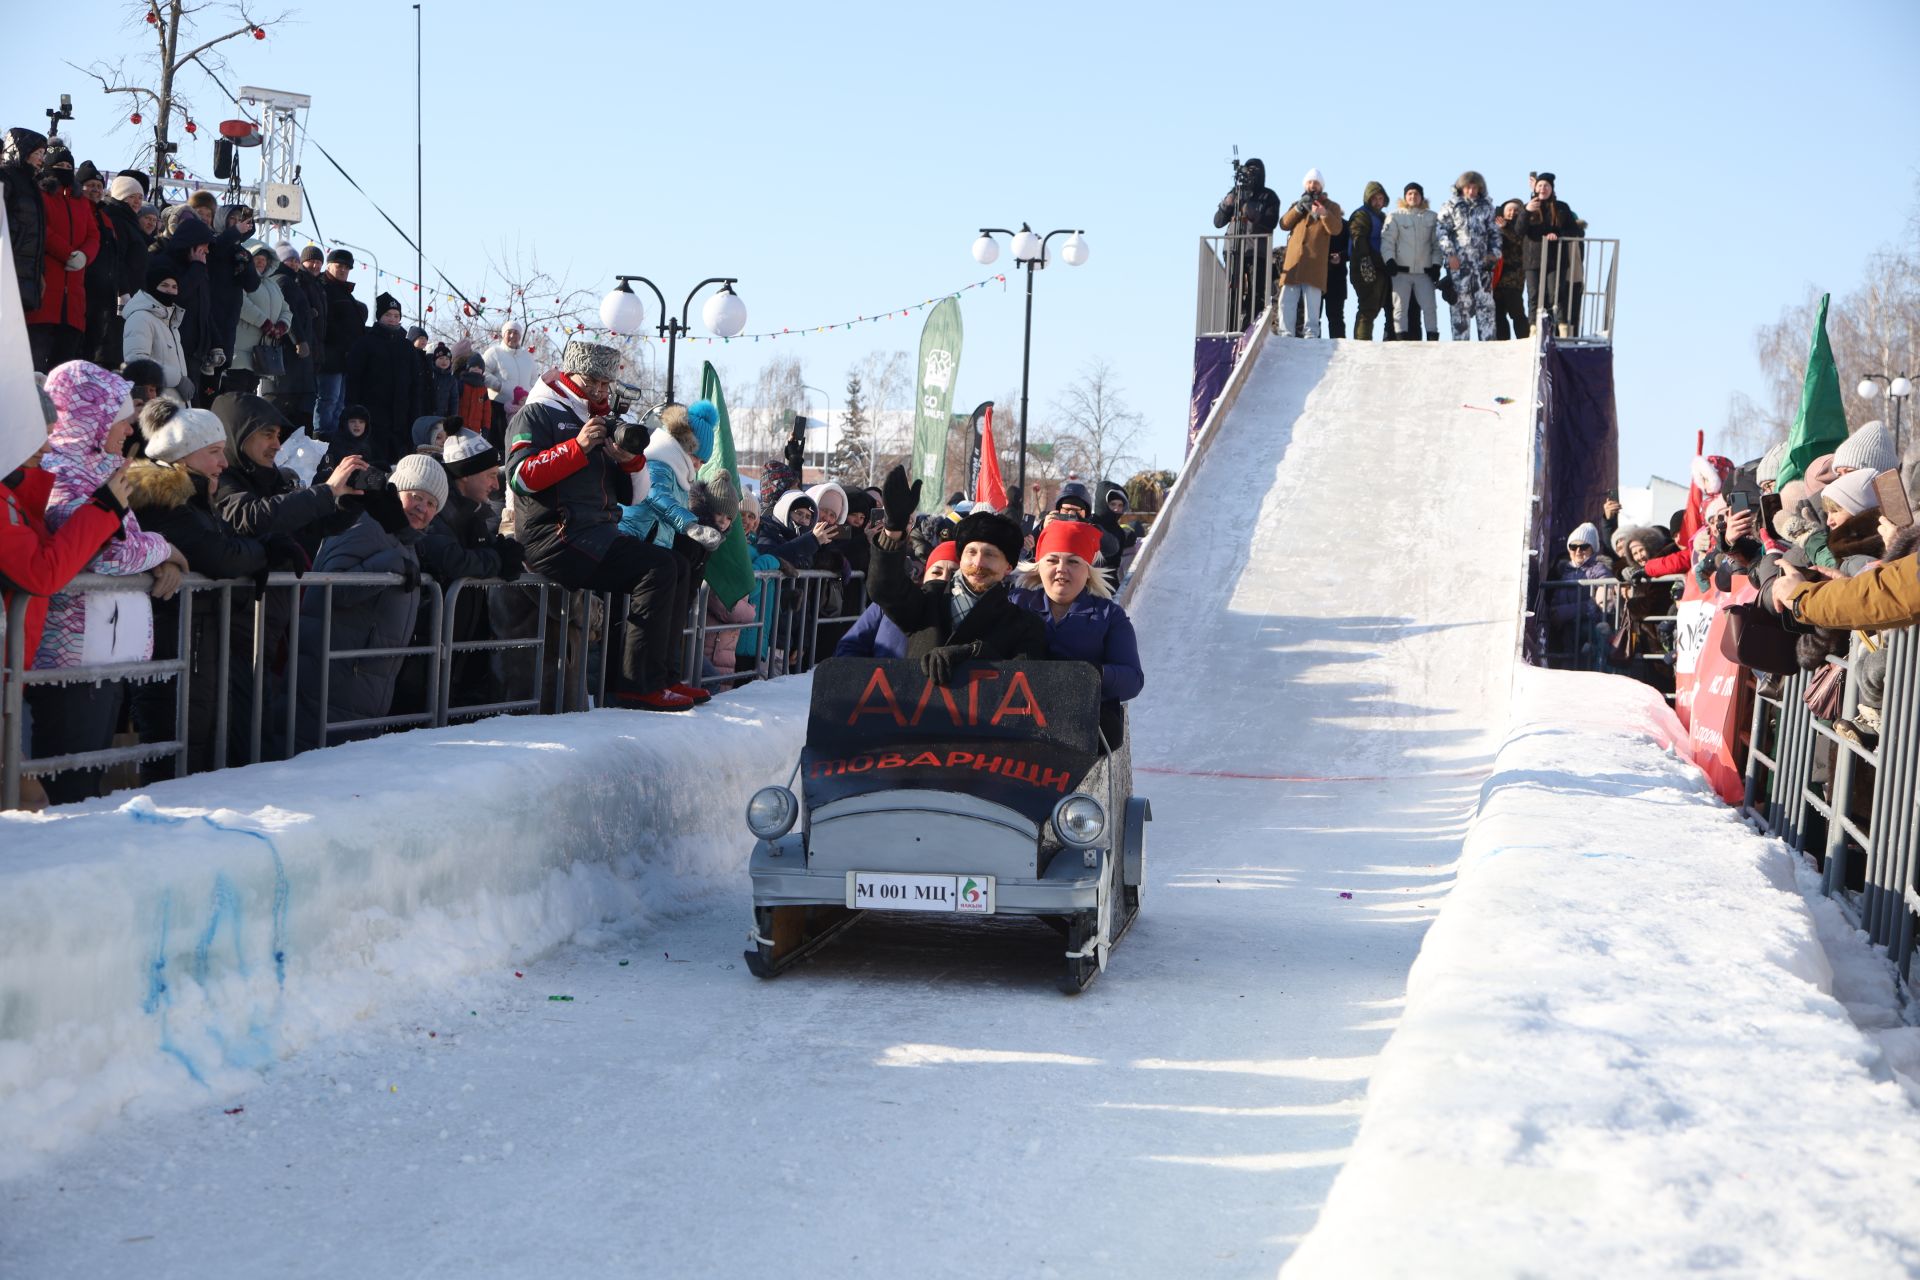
[971,234,1000,266]
[1892,376,1914,398]
[1060,232,1090,267]
[703,285,748,338]
[599,282,646,336]
[1011,226,1043,261]
[1859,377,1882,402]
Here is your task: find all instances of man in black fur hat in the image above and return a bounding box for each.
[867,465,1045,683]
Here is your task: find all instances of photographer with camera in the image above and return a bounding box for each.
[1277,169,1344,339]
[1212,157,1280,329]
[506,340,691,712]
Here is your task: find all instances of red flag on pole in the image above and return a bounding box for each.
[974,405,1009,511]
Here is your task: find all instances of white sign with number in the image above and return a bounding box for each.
[848,872,993,915]
[1673,599,1717,676]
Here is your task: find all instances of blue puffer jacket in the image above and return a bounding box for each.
[619,426,700,549]
[1006,586,1144,704]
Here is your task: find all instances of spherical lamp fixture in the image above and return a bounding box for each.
[1060,232,1090,267]
[599,281,646,335]
[703,285,748,338]
[971,234,1000,266]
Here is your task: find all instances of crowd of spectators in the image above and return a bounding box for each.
[1213,161,1585,341]
[1546,420,1920,748]
[0,124,1155,808]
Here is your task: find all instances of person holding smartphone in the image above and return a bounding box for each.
[1276,169,1344,339]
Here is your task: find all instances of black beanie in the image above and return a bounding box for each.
[951,511,1023,566]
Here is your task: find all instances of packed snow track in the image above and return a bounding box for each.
[1,338,1538,1277]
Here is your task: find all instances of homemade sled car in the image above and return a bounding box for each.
[743,658,1149,993]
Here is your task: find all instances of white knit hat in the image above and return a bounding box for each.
[143,404,225,463]
[1755,441,1787,487]
[1822,467,1882,517]
[1303,167,1324,187]
[390,452,448,510]
[108,174,144,203]
[1834,420,1898,474]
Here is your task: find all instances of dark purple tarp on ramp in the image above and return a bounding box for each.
[1189,325,1256,455]
[1526,341,1621,661]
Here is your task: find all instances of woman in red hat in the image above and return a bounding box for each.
[1009,518,1144,748]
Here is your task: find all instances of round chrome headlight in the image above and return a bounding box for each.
[1052,794,1106,847]
[746,786,798,840]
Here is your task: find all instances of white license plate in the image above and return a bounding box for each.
[847,871,994,915]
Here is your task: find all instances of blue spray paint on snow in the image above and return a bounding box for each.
[128,805,294,1084]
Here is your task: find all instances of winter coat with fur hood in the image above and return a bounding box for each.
[618,420,702,550]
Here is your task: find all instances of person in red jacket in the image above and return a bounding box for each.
[24,148,98,372]
[2,391,130,809]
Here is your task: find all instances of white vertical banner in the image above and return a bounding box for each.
[0,203,45,477]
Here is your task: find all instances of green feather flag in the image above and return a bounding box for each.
[698,362,755,609]
[1775,294,1851,488]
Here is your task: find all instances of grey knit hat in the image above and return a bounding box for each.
[390,452,449,511]
[1834,420,1898,474]
[1755,441,1787,487]
[560,339,623,382]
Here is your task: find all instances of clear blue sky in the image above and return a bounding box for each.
[6,0,1917,482]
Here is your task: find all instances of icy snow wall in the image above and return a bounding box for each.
[0,683,809,1173]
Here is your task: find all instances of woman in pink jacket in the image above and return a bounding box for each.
[30,361,184,802]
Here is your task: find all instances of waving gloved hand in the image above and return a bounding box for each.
[685,523,725,550]
[920,639,980,686]
[880,464,922,533]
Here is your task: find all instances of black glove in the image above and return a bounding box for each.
[1425,265,1441,282]
[364,485,410,535]
[87,478,127,516]
[920,640,980,686]
[399,557,421,594]
[1385,259,1405,277]
[493,536,526,583]
[265,534,308,576]
[880,465,922,533]
[1293,195,1314,216]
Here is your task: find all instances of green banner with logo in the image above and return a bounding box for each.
[911,297,963,513]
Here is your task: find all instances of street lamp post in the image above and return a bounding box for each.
[799,383,832,474]
[1858,372,1915,460]
[970,223,1089,517]
[599,276,749,404]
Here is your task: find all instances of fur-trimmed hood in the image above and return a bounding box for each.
[643,425,698,488]
[125,457,200,511]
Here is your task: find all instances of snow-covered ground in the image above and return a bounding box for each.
[4,340,1917,1277]
[1283,667,1920,1277]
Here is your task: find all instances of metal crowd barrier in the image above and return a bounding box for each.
[1529,237,1619,343]
[1197,233,1273,337]
[1,566,862,808]
[1744,629,1920,976]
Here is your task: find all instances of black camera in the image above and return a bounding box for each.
[610,413,651,456]
[349,464,388,493]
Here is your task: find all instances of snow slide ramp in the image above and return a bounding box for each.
[1128,337,1537,776]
